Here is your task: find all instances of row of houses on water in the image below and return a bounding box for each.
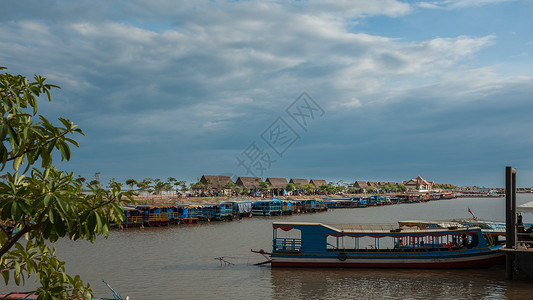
[354,176,435,191]
[197,175,327,196]
[195,175,442,196]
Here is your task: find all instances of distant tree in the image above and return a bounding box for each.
[204,178,213,195]
[396,184,407,192]
[163,182,173,196]
[224,181,237,196]
[294,182,302,195]
[380,183,392,193]
[347,185,358,194]
[173,180,187,196]
[93,172,101,188]
[125,179,137,191]
[367,186,376,194]
[304,183,314,194]
[318,184,329,195]
[153,178,166,197]
[141,178,153,195]
[136,181,148,195]
[258,180,270,195]
[286,183,296,195]
[336,180,347,194]
[107,178,123,190]
[190,178,205,196]
[167,177,177,194]
[234,185,243,195]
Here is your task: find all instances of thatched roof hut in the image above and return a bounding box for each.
[289,178,309,186]
[236,177,262,189]
[266,178,288,189]
[353,181,369,189]
[310,179,327,188]
[368,181,379,188]
[200,175,233,190]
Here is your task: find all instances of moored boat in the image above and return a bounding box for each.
[265,221,505,268]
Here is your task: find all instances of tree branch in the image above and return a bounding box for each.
[0,223,40,258]
[5,129,72,163]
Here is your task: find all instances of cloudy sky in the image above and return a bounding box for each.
[1,0,532,187]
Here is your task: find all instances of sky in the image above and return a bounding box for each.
[1,0,532,187]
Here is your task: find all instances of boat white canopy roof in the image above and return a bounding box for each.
[518,200,533,213]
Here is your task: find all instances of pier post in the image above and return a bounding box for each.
[505,166,517,279]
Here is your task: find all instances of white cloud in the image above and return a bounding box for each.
[417,0,516,9]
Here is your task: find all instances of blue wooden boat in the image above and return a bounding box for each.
[266,221,506,268]
[281,200,294,215]
[180,205,200,223]
[198,204,216,221]
[230,200,252,218]
[214,202,234,221]
[252,200,282,216]
[122,207,143,227]
[136,205,170,227]
[167,205,180,224]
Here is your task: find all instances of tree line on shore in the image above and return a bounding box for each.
[84,174,456,198]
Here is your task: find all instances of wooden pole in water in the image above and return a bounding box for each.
[505,166,517,280]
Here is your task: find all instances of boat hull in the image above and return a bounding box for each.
[272,251,505,269]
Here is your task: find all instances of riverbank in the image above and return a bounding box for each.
[131,194,330,205]
[130,192,461,205]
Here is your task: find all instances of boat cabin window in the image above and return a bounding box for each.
[326,232,479,252]
[273,226,301,252]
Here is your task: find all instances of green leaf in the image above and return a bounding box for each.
[11,201,21,219]
[42,222,52,239]
[55,196,68,214]
[87,211,96,231]
[46,138,57,154]
[58,141,71,161]
[0,123,8,140]
[43,194,51,207]
[55,219,66,237]
[49,208,56,224]
[1,201,12,219]
[13,154,24,171]
[1,270,9,285]
[63,137,79,147]
[95,213,103,233]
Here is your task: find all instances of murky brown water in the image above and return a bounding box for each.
[4,195,533,299]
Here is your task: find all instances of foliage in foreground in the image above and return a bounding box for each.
[0,66,132,299]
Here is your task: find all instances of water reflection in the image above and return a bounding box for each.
[270,267,512,299]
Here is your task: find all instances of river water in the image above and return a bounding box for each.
[5,195,533,299]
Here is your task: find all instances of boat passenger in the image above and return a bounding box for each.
[461,236,467,248]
